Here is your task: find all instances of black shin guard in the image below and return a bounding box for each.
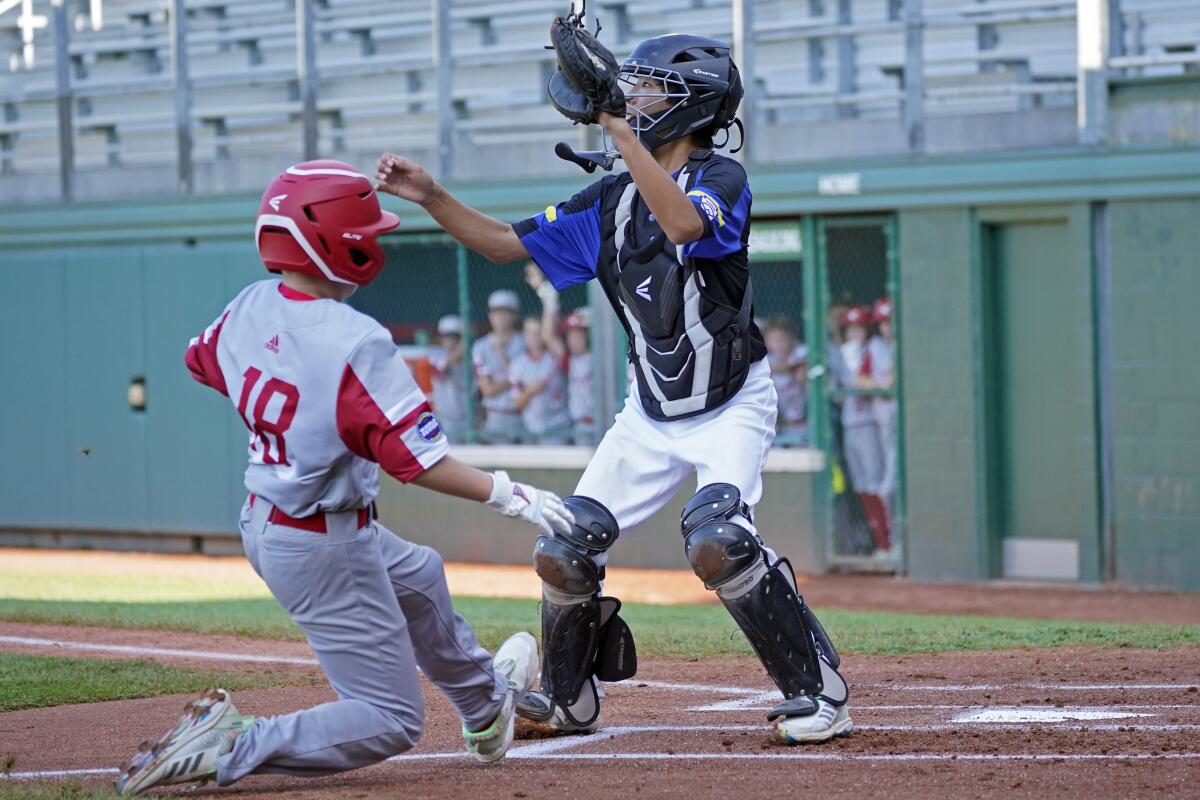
[682,483,848,708]
[527,497,636,727]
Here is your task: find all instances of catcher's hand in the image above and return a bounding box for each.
[546,15,625,125]
[486,470,574,538]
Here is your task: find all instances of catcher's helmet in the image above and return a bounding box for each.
[619,34,743,152]
[255,160,400,286]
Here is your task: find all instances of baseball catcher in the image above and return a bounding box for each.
[376,7,852,745]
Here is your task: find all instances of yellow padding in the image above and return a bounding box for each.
[544,205,558,223]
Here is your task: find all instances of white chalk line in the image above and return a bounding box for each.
[3,638,1198,698]
[0,636,319,666]
[9,750,1200,780]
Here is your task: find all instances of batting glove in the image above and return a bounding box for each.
[486,471,574,537]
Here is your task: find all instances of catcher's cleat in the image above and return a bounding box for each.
[770,697,853,744]
[116,688,253,795]
[464,632,539,763]
[516,688,599,735]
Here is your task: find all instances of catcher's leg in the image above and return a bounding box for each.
[517,495,636,732]
[681,483,852,744]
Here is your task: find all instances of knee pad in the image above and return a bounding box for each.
[681,483,761,590]
[533,495,619,596]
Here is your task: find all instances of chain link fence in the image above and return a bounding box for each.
[817,217,901,567]
[352,222,820,454]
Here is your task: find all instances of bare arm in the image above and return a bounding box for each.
[598,114,704,246]
[526,264,567,361]
[375,154,529,263]
[411,455,494,501]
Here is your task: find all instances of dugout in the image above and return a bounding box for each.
[1,143,1199,590]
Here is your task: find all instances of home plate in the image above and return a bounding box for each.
[954,707,1155,724]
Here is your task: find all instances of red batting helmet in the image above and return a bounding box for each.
[840,305,871,327]
[872,296,893,323]
[255,160,400,286]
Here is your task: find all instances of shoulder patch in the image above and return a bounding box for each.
[544,205,558,223]
[415,411,443,443]
[687,189,725,228]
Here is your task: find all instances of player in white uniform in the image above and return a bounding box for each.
[472,290,525,443]
[429,314,469,442]
[510,316,573,443]
[838,305,890,554]
[525,263,596,445]
[866,297,897,553]
[115,161,574,795]
[375,34,850,745]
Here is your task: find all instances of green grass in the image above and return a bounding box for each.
[0,785,116,800]
[2,562,1197,657]
[0,651,313,712]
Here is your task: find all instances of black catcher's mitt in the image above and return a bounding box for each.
[547,12,625,125]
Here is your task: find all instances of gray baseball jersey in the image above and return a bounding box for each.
[186,279,503,782]
[509,351,572,437]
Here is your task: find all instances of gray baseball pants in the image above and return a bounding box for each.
[216,497,504,785]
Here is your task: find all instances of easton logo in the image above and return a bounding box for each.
[415,411,443,443]
[268,194,287,211]
[264,335,280,353]
[636,276,652,302]
[692,68,719,78]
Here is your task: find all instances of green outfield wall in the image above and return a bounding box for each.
[1,144,1198,589]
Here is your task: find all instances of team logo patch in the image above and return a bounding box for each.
[688,189,725,228]
[416,411,443,443]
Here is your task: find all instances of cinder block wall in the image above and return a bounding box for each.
[1108,199,1200,588]
[896,208,985,581]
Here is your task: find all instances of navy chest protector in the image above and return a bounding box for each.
[596,158,754,421]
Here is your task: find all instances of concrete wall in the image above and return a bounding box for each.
[375,468,820,575]
[896,208,986,581]
[1107,198,1200,589]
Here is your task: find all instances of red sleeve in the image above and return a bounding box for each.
[184,311,230,396]
[338,343,451,482]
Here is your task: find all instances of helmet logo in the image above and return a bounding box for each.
[342,232,363,240]
[692,68,719,78]
[268,194,287,211]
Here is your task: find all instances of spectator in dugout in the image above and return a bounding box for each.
[862,297,898,549]
[763,316,808,447]
[525,263,596,445]
[428,314,469,443]
[472,290,525,443]
[838,304,891,556]
[510,264,572,444]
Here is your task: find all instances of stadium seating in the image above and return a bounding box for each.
[1,0,1197,200]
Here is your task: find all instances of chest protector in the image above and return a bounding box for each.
[596,159,754,421]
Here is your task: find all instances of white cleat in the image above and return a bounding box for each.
[116,688,252,795]
[772,698,853,744]
[463,631,540,763]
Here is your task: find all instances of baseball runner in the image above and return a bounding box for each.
[375,17,851,744]
[115,161,575,795]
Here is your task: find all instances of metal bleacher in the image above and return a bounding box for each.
[1,0,1198,201]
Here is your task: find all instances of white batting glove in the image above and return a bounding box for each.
[486,471,574,537]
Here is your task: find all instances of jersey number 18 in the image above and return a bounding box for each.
[237,366,299,465]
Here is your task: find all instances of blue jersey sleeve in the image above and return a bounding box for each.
[513,178,609,290]
[682,158,752,261]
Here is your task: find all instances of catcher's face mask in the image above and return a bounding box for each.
[618,64,689,146]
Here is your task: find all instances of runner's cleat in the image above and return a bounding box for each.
[771,696,853,744]
[464,632,539,763]
[116,688,253,795]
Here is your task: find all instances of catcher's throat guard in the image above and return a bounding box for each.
[525,496,636,728]
[682,484,848,709]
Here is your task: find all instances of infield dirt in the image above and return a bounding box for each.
[1,622,1198,799]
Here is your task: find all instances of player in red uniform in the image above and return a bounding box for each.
[116,161,573,795]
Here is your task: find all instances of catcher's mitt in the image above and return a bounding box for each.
[547,12,625,125]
